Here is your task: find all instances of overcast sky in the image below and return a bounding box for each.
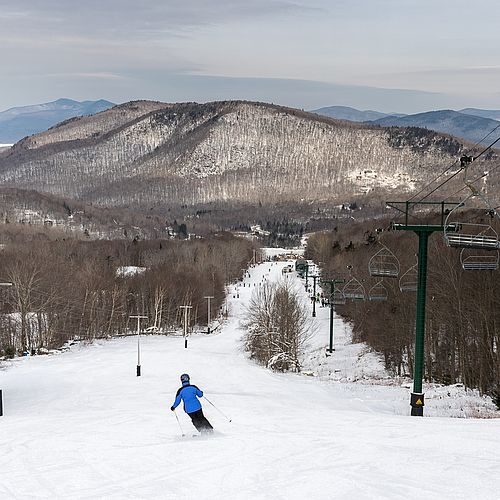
[1,0,499,113]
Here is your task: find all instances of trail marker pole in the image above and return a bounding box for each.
[179,305,193,348]
[204,296,214,334]
[0,282,12,416]
[130,315,148,377]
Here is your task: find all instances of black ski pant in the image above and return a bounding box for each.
[188,409,213,433]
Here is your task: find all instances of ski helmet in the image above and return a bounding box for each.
[180,373,190,383]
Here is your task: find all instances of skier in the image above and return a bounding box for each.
[171,373,214,434]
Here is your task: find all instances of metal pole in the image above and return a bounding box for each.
[328,281,335,353]
[204,296,214,334]
[305,263,309,290]
[173,409,185,436]
[389,204,457,416]
[0,282,12,416]
[321,278,343,354]
[204,396,232,422]
[137,318,140,374]
[179,305,193,348]
[311,275,318,317]
[411,231,429,416]
[184,306,188,348]
[129,315,147,377]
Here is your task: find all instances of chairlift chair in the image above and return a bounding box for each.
[445,222,500,250]
[368,280,388,301]
[399,264,418,292]
[444,193,500,251]
[368,246,400,278]
[342,277,366,301]
[460,248,499,270]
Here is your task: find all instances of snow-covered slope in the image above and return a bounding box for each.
[0,257,499,499]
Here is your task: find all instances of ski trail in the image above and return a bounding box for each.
[0,257,499,499]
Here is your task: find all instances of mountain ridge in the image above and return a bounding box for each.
[368,109,500,145]
[312,105,500,145]
[0,98,116,143]
[311,105,400,122]
[1,99,491,211]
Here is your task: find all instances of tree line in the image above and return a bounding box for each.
[0,227,257,357]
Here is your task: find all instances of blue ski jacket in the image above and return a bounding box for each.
[171,382,203,414]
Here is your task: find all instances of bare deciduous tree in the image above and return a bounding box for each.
[243,280,312,372]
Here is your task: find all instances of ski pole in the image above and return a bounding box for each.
[204,396,232,422]
[173,409,185,436]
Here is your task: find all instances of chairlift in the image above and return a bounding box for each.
[342,277,365,301]
[443,179,500,251]
[445,221,500,250]
[460,248,499,270]
[368,245,400,278]
[368,280,388,301]
[399,264,418,292]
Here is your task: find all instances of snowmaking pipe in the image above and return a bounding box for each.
[173,409,185,436]
[204,396,232,422]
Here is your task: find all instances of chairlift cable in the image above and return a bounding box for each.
[414,133,500,205]
[442,160,500,205]
[406,158,460,202]
[407,122,500,203]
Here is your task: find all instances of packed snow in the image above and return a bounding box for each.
[0,254,499,499]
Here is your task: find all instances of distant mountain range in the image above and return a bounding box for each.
[368,110,500,146]
[459,108,500,121]
[312,106,500,145]
[311,106,403,122]
[0,98,115,143]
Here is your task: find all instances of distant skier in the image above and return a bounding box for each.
[171,373,214,434]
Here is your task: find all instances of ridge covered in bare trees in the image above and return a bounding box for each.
[1,100,493,210]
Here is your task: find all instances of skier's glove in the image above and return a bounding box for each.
[170,406,175,411]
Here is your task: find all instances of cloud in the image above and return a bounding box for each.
[0,0,310,39]
[362,66,500,96]
[43,72,128,80]
[1,0,499,111]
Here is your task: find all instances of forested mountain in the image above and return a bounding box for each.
[0,186,177,241]
[312,106,500,145]
[1,100,494,211]
[0,98,115,143]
